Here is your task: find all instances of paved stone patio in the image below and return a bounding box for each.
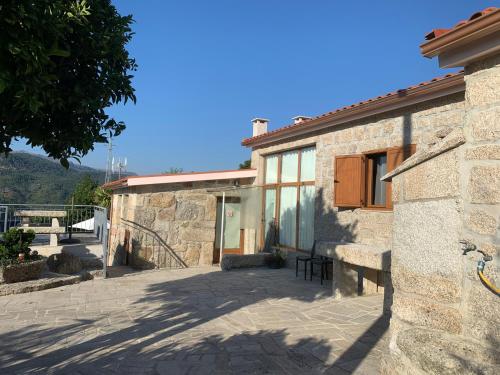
[0,267,388,374]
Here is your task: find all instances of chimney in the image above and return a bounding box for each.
[252,118,269,137]
[292,115,312,125]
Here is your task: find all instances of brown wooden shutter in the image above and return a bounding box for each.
[386,144,416,208]
[387,144,416,172]
[334,155,365,207]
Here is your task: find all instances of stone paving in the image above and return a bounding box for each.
[0,267,388,374]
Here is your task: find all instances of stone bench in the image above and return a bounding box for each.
[316,242,391,272]
[317,241,392,311]
[14,210,67,218]
[15,210,67,246]
[18,226,66,234]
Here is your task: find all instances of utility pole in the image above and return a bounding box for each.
[104,138,113,183]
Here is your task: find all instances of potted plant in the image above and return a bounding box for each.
[267,247,287,269]
[0,228,45,283]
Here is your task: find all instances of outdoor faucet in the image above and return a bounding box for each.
[459,239,476,255]
[459,240,498,295]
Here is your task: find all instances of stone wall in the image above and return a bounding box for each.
[383,54,500,373]
[251,93,466,250]
[108,180,253,269]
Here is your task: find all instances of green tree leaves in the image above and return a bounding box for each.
[70,175,98,205]
[0,0,137,166]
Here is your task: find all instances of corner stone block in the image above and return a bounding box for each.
[468,106,500,142]
[463,271,500,342]
[392,199,463,279]
[480,243,499,257]
[392,295,462,334]
[391,264,462,303]
[465,61,500,106]
[466,209,498,235]
[403,150,460,201]
[468,166,500,204]
[465,144,500,160]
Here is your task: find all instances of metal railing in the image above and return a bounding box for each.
[0,203,108,278]
[0,204,101,234]
[121,219,186,270]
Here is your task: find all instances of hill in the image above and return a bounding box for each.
[0,152,124,204]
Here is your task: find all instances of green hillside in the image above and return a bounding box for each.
[0,152,110,204]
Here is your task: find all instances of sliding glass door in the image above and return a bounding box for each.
[262,146,316,250]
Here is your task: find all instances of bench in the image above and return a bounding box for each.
[18,227,66,234]
[317,241,392,312]
[15,210,67,246]
[14,210,67,218]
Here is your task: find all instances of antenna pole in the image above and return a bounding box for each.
[104,138,113,183]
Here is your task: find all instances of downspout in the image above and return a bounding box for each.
[219,192,225,265]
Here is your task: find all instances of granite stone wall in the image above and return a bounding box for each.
[251,93,466,250]
[383,54,500,374]
[108,179,253,269]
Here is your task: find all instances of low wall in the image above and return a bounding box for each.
[109,185,218,269]
[221,253,272,271]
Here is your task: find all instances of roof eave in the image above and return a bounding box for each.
[420,9,500,58]
[242,73,465,148]
[102,178,129,190]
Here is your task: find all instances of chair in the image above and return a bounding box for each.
[295,240,318,280]
[310,255,333,285]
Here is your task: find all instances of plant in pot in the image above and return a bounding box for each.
[267,247,287,269]
[0,228,45,283]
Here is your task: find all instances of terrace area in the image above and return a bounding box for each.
[0,266,388,374]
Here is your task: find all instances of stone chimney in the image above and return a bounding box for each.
[292,115,312,125]
[252,118,269,137]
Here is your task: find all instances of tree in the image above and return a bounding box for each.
[239,160,251,169]
[165,167,183,174]
[93,186,111,209]
[69,175,98,205]
[0,0,137,167]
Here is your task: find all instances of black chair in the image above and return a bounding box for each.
[295,241,318,280]
[310,255,333,285]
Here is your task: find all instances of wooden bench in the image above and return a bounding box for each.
[15,210,67,246]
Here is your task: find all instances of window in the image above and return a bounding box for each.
[334,145,415,209]
[366,153,387,207]
[263,146,315,250]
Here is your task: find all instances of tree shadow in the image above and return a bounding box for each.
[0,267,387,374]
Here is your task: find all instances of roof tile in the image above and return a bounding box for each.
[241,70,464,146]
[425,7,498,40]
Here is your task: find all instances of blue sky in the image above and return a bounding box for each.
[14,1,496,174]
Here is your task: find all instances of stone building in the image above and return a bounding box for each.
[241,6,499,374]
[105,170,257,268]
[243,59,466,300]
[105,7,499,372]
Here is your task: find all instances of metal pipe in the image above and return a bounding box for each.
[219,191,225,265]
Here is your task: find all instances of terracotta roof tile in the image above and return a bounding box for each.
[425,7,498,40]
[242,71,464,146]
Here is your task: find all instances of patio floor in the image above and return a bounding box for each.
[0,267,389,374]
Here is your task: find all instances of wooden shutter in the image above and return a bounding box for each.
[387,144,416,173]
[334,155,365,207]
[386,144,416,208]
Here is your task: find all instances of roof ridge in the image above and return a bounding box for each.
[242,70,464,145]
[425,7,499,41]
